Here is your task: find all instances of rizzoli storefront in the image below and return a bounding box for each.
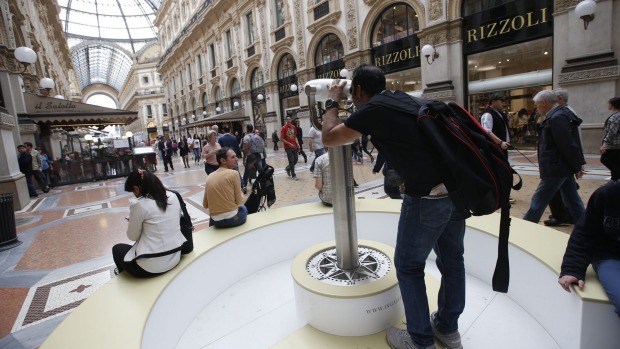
[462,0,554,145]
[370,3,423,95]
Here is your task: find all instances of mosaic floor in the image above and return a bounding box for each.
[0,148,611,349]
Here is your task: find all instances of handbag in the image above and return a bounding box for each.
[169,190,194,254]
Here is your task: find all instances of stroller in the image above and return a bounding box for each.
[245,165,276,214]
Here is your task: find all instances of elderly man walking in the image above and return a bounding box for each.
[523,90,586,224]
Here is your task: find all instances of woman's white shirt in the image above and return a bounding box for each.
[124,193,186,273]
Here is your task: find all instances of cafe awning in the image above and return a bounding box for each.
[183,108,250,128]
[20,93,138,127]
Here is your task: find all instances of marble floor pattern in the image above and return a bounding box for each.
[0,148,611,349]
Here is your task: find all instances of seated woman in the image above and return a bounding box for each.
[112,171,187,277]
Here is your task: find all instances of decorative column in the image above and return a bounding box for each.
[0,111,30,210]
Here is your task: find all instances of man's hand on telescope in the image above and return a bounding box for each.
[327,79,348,102]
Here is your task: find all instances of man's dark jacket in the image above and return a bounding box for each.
[561,182,620,281]
[538,105,585,178]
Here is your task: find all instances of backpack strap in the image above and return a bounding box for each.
[168,189,194,254]
[132,246,184,261]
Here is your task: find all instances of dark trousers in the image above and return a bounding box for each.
[242,153,264,187]
[601,149,620,181]
[25,173,38,197]
[285,147,298,178]
[548,191,573,223]
[163,154,173,171]
[33,170,47,190]
[112,244,163,278]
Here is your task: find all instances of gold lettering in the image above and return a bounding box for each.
[540,7,548,23]
[467,29,478,43]
[486,22,498,38]
[499,18,511,34]
[511,15,525,31]
[393,52,400,63]
[527,11,539,27]
[400,50,407,61]
[479,25,486,40]
[385,52,393,65]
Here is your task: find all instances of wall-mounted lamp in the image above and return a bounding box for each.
[421,44,439,65]
[84,134,93,141]
[191,114,196,120]
[233,101,240,109]
[202,110,207,116]
[575,0,597,30]
[1,46,37,74]
[340,68,349,79]
[125,131,133,138]
[39,77,55,95]
[216,106,221,113]
[182,118,187,123]
[257,93,264,101]
[291,84,298,93]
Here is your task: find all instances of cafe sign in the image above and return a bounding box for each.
[462,0,553,55]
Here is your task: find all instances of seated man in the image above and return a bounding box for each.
[558,181,620,319]
[313,152,332,206]
[203,147,247,228]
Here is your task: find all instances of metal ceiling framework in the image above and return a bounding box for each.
[58,0,160,92]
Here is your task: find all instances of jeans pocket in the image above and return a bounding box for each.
[419,198,453,229]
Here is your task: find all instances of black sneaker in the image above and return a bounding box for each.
[286,166,291,177]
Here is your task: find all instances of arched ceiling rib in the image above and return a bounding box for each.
[70,42,134,92]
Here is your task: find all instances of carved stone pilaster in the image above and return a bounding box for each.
[559,52,620,84]
[429,0,443,21]
[345,0,358,50]
[0,112,15,130]
[294,0,305,68]
[555,0,581,13]
[422,80,456,101]
[259,5,270,79]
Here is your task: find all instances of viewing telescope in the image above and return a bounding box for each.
[303,79,352,102]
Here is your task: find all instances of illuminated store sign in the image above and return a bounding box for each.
[462,0,553,55]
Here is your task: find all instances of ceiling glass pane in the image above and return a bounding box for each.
[60,0,160,92]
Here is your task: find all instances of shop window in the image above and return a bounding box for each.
[315,34,343,66]
[146,105,153,117]
[274,0,285,27]
[251,69,264,90]
[277,53,297,79]
[246,12,255,45]
[371,3,419,47]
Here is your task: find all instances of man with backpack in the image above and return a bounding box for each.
[322,64,466,349]
[241,124,265,193]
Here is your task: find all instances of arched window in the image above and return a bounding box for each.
[230,78,240,97]
[371,3,419,47]
[277,53,296,79]
[251,69,264,89]
[315,34,344,66]
[202,92,208,110]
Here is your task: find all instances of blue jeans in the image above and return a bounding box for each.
[593,259,620,319]
[523,175,585,224]
[309,148,325,171]
[242,153,264,187]
[396,195,466,347]
[209,205,248,228]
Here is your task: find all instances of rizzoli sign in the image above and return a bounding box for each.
[462,0,553,55]
[371,35,421,74]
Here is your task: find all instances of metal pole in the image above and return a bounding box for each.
[329,145,360,270]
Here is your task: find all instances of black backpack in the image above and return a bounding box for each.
[245,165,276,214]
[371,91,522,292]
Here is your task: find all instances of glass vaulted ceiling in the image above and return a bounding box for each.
[58,0,160,91]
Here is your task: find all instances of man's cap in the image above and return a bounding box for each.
[489,93,506,101]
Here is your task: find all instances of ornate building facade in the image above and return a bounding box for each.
[119,43,169,142]
[156,0,619,153]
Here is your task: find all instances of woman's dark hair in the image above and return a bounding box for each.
[124,171,169,211]
[351,64,386,97]
[609,97,620,110]
[518,108,528,116]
